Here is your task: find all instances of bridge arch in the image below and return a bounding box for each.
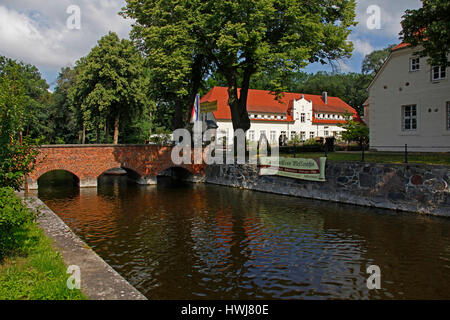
[97,166,145,184]
[36,169,80,188]
[157,166,194,181]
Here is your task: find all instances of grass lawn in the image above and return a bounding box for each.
[0,221,86,300]
[280,151,450,166]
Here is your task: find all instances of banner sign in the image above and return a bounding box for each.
[259,156,326,182]
[200,100,218,113]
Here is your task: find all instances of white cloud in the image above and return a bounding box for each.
[0,1,132,71]
[354,0,422,39]
[0,0,423,82]
[350,38,376,57]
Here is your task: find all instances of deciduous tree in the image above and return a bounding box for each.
[70,32,152,144]
[400,0,450,67]
[122,0,357,133]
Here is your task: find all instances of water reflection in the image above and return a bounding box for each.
[34,173,450,300]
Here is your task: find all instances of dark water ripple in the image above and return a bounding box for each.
[35,172,450,300]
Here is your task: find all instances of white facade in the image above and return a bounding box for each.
[204,96,347,146]
[368,46,450,152]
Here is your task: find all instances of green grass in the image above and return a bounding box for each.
[280,151,450,165]
[0,222,86,300]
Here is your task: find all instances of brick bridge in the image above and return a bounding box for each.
[27,145,207,189]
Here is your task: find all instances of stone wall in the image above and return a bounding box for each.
[205,161,450,217]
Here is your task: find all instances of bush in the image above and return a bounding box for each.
[0,187,36,259]
[279,143,324,154]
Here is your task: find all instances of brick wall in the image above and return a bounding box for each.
[27,145,206,189]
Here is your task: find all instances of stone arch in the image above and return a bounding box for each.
[157,165,195,176]
[156,165,197,183]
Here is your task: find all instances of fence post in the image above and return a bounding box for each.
[293,141,296,158]
[361,145,365,162]
[324,144,328,158]
[404,144,408,164]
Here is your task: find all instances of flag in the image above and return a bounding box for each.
[190,93,200,123]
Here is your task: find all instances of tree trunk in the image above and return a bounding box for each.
[184,54,206,127]
[113,114,120,144]
[105,121,109,144]
[81,125,86,144]
[96,123,101,144]
[226,68,251,133]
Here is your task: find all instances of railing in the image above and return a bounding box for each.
[288,144,449,163]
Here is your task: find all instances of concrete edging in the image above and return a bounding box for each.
[17,192,147,300]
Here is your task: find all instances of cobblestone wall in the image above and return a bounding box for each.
[205,162,450,216]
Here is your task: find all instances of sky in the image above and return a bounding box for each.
[0,0,422,89]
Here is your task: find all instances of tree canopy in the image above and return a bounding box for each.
[69,32,152,144]
[361,44,395,74]
[400,0,450,67]
[122,0,357,132]
[0,56,51,141]
[0,60,39,190]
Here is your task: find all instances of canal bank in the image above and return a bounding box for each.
[205,161,450,217]
[17,192,147,300]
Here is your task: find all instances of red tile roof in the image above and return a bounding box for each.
[392,43,410,51]
[201,86,359,124]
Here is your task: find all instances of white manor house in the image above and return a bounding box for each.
[200,86,360,145]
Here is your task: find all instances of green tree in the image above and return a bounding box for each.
[361,44,396,74]
[400,0,450,67]
[338,111,369,149]
[291,72,371,115]
[47,67,79,144]
[70,32,152,144]
[0,63,39,190]
[0,56,51,142]
[122,0,357,133]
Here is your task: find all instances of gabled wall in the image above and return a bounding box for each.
[369,47,450,152]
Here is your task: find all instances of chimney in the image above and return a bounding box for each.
[322,92,328,104]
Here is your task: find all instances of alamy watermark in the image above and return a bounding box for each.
[366,5,381,30]
[366,265,381,290]
[66,5,81,30]
[66,265,81,290]
[170,121,279,171]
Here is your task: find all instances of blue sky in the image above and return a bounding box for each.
[0,0,422,89]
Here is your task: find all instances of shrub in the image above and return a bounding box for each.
[0,187,36,259]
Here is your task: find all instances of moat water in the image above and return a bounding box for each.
[35,171,450,299]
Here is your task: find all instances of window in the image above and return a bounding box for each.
[432,66,446,81]
[270,131,276,142]
[310,132,314,139]
[290,131,296,140]
[324,131,329,137]
[260,130,266,140]
[410,57,420,71]
[300,131,306,141]
[402,105,417,131]
[447,102,450,130]
[248,130,255,141]
[300,113,305,123]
